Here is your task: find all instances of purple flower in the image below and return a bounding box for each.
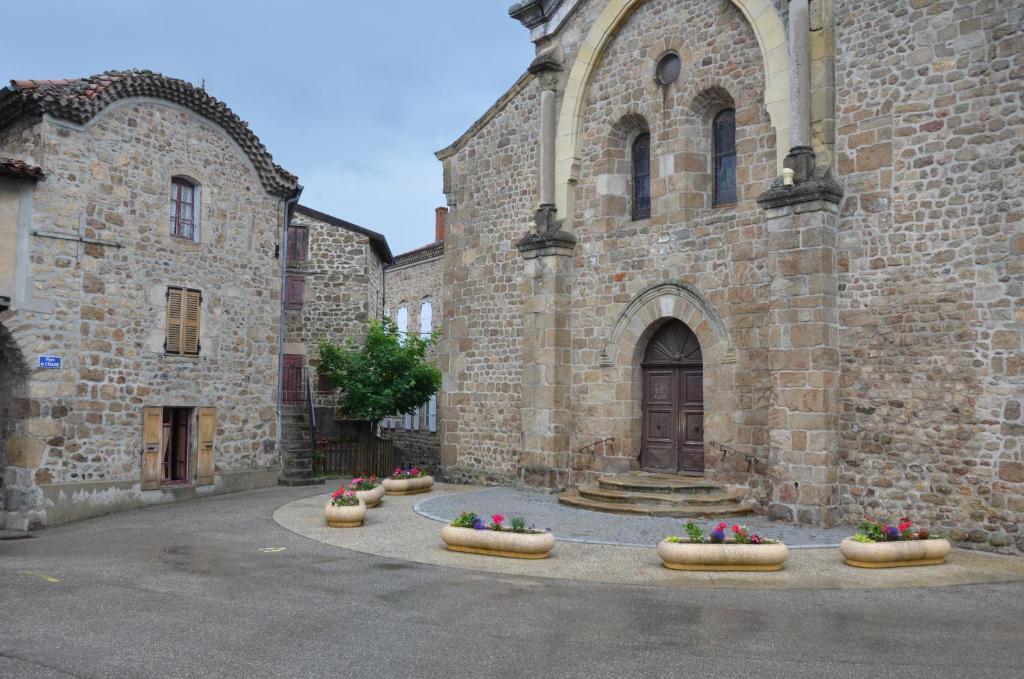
[710,529,725,543]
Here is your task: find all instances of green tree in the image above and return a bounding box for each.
[317,317,441,426]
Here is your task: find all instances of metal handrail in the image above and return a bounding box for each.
[707,440,763,472]
[306,371,317,445]
[576,437,615,456]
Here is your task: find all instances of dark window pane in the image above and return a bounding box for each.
[712,110,737,205]
[632,132,651,220]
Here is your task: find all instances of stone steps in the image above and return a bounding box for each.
[558,472,753,519]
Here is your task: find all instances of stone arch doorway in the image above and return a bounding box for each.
[640,319,704,475]
[0,321,31,521]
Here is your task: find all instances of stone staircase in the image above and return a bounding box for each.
[558,472,752,518]
[278,405,324,487]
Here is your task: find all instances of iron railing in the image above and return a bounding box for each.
[707,440,763,472]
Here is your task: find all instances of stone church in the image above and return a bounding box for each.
[435,0,1023,549]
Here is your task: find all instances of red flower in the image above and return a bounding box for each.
[898,521,912,532]
[731,524,741,533]
[491,514,505,525]
[717,522,727,531]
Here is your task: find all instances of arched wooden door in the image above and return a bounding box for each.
[640,320,704,474]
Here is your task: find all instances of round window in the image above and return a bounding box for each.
[655,52,682,86]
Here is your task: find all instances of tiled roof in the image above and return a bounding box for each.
[293,204,393,264]
[0,156,43,180]
[0,70,298,198]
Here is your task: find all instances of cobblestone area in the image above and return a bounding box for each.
[414,486,853,548]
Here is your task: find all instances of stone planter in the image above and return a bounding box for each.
[323,499,366,528]
[839,538,951,568]
[353,484,385,508]
[382,475,434,495]
[657,539,789,571]
[441,525,555,559]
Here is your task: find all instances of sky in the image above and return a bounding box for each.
[2,0,534,255]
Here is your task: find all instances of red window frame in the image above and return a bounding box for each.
[287,224,309,262]
[285,275,305,310]
[171,178,198,239]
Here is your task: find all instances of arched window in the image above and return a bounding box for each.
[170,177,200,240]
[396,306,408,337]
[712,109,736,205]
[631,132,651,221]
[420,299,433,337]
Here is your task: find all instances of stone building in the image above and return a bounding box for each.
[279,204,392,483]
[435,0,1023,550]
[0,70,300,528]
[380,207,446,471]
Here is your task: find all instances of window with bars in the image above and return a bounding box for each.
[166,287,201,356]
[631,132,651,221]
[285,275,304,310]
[287,224,308,262]
[713,109,737,205]
[170,177,199,240]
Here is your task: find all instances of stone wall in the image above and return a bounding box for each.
[833,0,1024,551]
[0,97,288,527]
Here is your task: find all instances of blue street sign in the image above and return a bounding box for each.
[38,355,62,369]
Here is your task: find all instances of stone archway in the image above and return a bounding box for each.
[553,0,791,219]
[597,283,738,476]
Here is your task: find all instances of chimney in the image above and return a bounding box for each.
[435,206,448,242]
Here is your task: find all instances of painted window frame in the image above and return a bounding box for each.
[170,177,200,241]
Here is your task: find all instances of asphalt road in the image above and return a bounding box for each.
[2,485,1022,679]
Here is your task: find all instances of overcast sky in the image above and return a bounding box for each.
[3,0,534,254]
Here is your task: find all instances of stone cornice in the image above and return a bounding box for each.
[0,70,298,198]
[756,169,843,210]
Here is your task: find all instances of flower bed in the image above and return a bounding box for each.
[381,467,433,495]
[840,518,951,568]
[323,488,366,528]
[658,522,789,572]
[440,513,554,559]
[348,475,384,508]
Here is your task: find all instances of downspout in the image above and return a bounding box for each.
[276,186,303,478]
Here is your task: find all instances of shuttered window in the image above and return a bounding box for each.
[166,287,201,356]
[287,224,308,262]
[285,275,304,310]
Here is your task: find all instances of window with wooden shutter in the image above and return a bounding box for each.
[166,286,201,356]
[287,224,308,262]
[142,407,163,490]
[285,275,304,310]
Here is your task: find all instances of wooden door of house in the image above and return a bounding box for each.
[640,320,704,474]
[282,354,304,405]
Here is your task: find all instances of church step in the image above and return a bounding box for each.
[577,485,741,508]
[597,472,723,496]
[558,489,753,519]
[558,489,753,518]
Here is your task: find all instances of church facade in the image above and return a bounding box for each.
[435,0,1023,550]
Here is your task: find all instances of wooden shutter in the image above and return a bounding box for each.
[166,288,183,354]
[183,289,201,355]
[196,407,216,486]
[142,407,163,490]
[285,276,304,310]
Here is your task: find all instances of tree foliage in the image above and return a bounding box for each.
[317,317,441,425]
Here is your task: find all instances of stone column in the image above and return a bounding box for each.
[515,47,576,489]
[785,0,815,182]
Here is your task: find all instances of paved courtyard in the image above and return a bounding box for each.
[2,485,1024,679]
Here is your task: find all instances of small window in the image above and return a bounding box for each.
[631,133,651,221]
[287,224,308,262]
[166,287,201,356]
[713,109,737,205]
[170,177,199,240]
[396,306,408,337]
[420,300,432,337]
[655,52,681,86]
[285,275,304,310]
[428,394,437,433]
[413,407,420,431]
[404,413,411,431]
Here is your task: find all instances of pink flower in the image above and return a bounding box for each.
[491,514,505,525]
[717,522,727,531]
[731,524,741,533]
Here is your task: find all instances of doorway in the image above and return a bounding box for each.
[640,320,704,474]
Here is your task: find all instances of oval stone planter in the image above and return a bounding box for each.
[441,525,555,559]
[839,538,951,568]
[353,484,385,508]
[323,499,366,528]
[657,539,789,571]
[382,475,434,495]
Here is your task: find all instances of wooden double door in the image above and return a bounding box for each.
[640,320,704,474]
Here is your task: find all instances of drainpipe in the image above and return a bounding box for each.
[276,186,303,477]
